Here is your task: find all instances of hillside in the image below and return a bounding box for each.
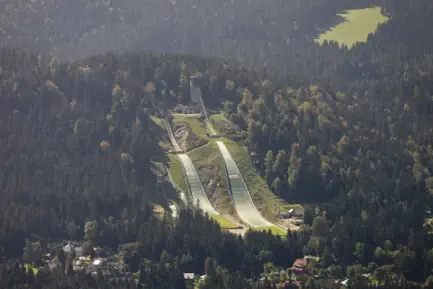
[1,43,433,288]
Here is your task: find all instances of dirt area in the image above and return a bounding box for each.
[173,123,206,151]
[277,218,302,232]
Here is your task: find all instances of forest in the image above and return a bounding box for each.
[2,0,433,288]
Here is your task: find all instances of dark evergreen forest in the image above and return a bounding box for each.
[1,0,433,288]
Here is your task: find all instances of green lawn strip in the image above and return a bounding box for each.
[24,264,39,275]
[150,115,165,129]
[167,154,188,194]
[253,226,287,236]
[209,114,227,125]
[315,6,389,48]
[209,114,227,133]
[210,215,238,229]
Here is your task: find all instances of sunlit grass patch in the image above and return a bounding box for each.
[167,154,188,193]
[253,226,287,236]
[211,215,238,228]
[150,115,165,129]
[315,6,389,48]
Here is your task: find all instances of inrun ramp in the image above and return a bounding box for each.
[216,141,273,227]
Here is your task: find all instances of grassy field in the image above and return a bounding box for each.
[254,226,287,236]
[209,114,227,126]
[211,215,238,229]
[315,6,389,48]
[209,114,229,135]
[150,115,165,129]
[167,154,188,194]
[279,203,303,212]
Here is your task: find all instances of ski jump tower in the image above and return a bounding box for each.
[189,75,203,113]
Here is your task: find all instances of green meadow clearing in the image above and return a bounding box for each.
[315,6,389,48]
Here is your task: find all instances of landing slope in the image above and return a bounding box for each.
[178,154,220,216]
[216,141,273,227]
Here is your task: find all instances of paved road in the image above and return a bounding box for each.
[216,141,273,227]
[178,154,220,216]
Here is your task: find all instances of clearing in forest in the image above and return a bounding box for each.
[315,6,389,48]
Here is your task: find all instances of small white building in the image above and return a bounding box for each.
[183,273,195,280]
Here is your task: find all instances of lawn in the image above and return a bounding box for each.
[167,154,188,194]
[209,114,229,135]
[209,114,229,128]
[211,215,238,229]
[279,203,303,213]
[254,226,287,236]
[150,115,165,129]
[315,6,389,48]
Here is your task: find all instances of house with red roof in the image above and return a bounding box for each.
[290,257,311,276]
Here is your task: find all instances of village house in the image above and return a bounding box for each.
[290,256,319,277]
[291,258,310,276]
